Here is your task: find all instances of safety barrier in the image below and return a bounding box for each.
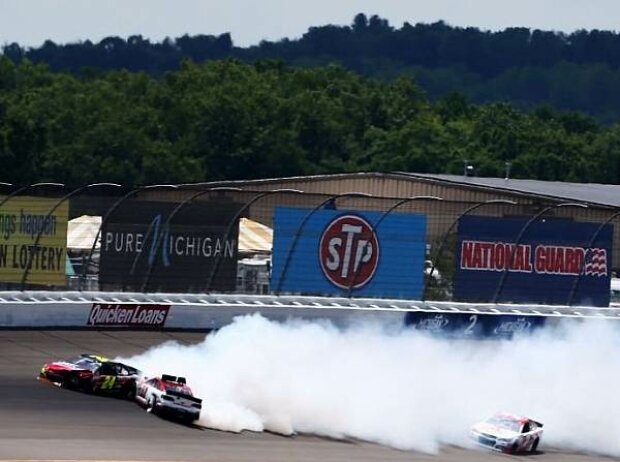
[1,292,619,338]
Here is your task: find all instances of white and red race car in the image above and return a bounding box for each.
[135,374,202,423]
[470,412,543,454]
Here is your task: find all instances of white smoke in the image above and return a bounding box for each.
[117,314,620,456]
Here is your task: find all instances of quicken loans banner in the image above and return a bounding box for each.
[0,197,69,285]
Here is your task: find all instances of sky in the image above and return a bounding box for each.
[1,0,619,48]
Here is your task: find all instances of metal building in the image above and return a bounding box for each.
[152,172,619,270]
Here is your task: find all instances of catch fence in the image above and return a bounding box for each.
[0,184,618,307]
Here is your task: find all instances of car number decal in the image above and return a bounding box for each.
[100,375,117,390]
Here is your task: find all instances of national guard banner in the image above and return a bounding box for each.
[455,215,613,306]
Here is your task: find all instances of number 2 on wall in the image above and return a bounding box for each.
[464,314,478,335]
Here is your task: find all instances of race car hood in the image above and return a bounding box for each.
[48,361,86,370]
[472,422,520,440]
[46,361,96,372]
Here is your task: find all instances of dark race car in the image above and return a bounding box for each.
[38,353,141,398]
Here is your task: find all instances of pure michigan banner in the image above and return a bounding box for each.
[0,197,69,285]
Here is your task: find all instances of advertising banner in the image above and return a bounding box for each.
[455,216,613,306]
[87,303,170,327]
[99,200,241,292]
[404,311,547,339]
[0,197,68,285]
[271,207,427,298]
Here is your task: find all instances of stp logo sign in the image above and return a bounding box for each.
[319,214,380,289]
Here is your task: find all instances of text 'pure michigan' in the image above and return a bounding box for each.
[460,240,608,276]
[102,213,236,261]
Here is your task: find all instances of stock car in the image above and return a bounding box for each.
[135,374,202,423]
[470,412,544,454]
[38,353,141,398]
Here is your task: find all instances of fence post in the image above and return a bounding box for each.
[0,182,65,209]
[567,209,620,306]
[139,187,242,293]
[20,183,122,290]
[204,189,303,292]
[492,202,588,304]
[274,192,372,295]
[345,195,443,298]
[422,199,517,301]
[79,184,179,291]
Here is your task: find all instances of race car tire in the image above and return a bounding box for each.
[510,442,519,454]
[126,384,136,400]
[531,438,540,453]
[62,373,79,390]
[146,396,158,414]
[180,415,195,426]
[84,380,95,394]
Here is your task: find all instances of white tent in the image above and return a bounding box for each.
[66,215,272,252]
[238,217,273,253]
[67,215,102,250]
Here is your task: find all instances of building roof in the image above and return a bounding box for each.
[181,171,620,209]
[395,172,620,208]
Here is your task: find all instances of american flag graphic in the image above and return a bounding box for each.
[585,248,608,276]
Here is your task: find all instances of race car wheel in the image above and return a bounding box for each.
[181,415,195,426]
[531,438,539,453]
[62,374,79,390]
[126,384,136,400]
[511,442,519,454]
[146,396,157,414]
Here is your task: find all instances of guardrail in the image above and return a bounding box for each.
[1,292,619,338]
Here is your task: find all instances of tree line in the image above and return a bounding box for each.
[1,57,618,186]
[5,14,620,121]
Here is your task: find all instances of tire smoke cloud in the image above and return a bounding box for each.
[118,314,620,455]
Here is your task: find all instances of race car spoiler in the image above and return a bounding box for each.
[162,374,186,384]
[166,389,202,404]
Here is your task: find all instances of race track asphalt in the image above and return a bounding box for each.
[0,330,616,462]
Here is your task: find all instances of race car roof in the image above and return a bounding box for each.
[80,353,110,363]
[493,411,529,424]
